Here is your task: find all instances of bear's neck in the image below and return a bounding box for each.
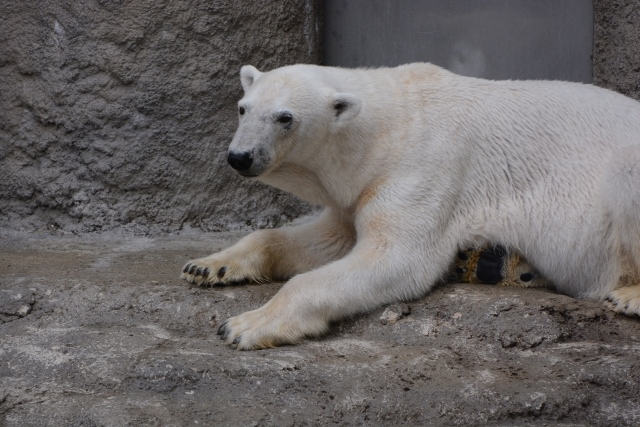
[260,128,391,211]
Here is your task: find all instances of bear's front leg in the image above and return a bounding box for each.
[217,235,456,350]
[180,209,354,286]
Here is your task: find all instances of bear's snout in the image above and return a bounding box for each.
[227,151,254,172]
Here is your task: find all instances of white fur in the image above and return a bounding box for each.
[182,63,640,349]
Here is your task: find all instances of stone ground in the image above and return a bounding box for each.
[1,230,640,427]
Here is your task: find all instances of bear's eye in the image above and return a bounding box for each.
[238,106,245,115]
[277,112,293,125]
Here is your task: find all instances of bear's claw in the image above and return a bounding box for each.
[179,253,261,287]
[180,261,225,286]
[217,321,230,340]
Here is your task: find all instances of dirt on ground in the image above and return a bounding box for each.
[1,230,639,426]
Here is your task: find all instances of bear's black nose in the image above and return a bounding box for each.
[227,151,253,171]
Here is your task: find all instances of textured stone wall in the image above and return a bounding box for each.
[0,0,320,234]
[593,0,640,100]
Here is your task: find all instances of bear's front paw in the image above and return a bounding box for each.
[179,254,264,287]
[216,299,329,350]
[605,285,640,317]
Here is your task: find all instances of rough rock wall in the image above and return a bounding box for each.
[0,0,320,234]
[593,0,640,100]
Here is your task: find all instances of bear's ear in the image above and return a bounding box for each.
[240,65,262,92]
[331,93,361,123]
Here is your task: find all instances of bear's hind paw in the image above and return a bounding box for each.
[605,285,640,317]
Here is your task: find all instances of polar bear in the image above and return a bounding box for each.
[181,63,640,350]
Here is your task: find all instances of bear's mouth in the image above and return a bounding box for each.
[236,170,260,178]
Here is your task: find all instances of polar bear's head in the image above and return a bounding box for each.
[227,65,361,178]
